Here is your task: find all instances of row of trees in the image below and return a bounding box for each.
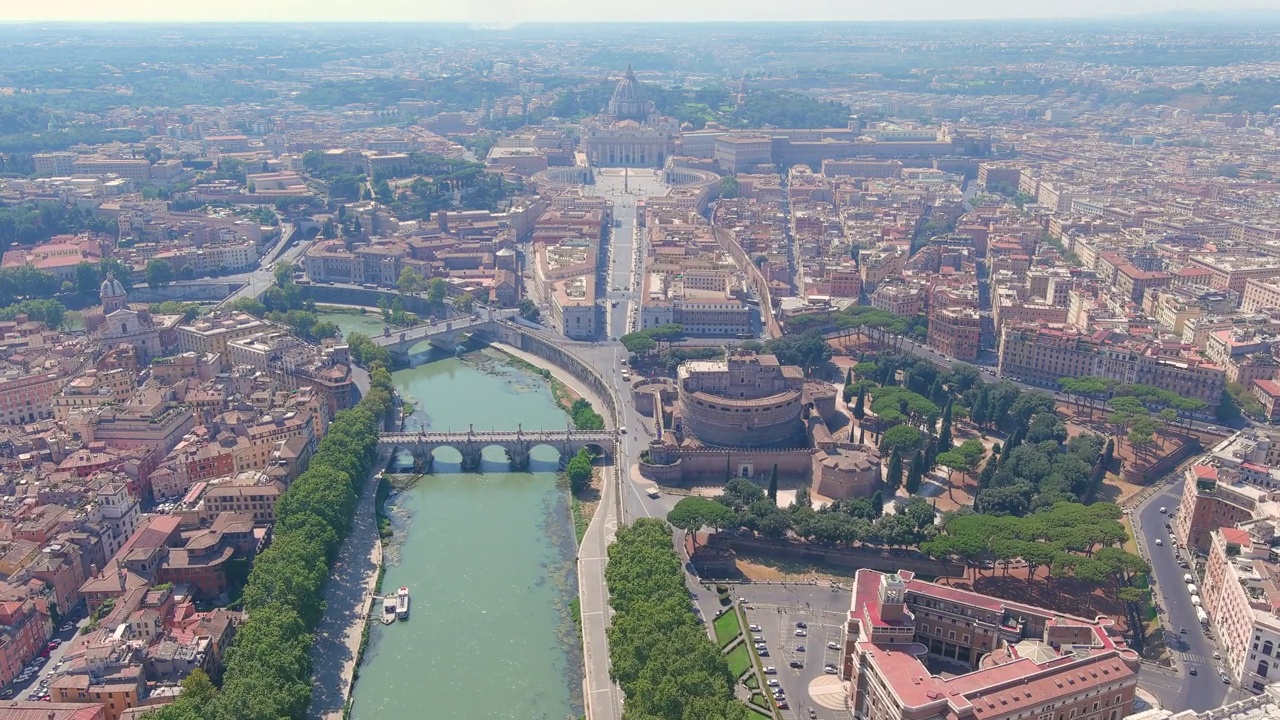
[0,298,67,328]
[347,333,393,368]
[150,364,395,720]
[619,323,687,357]
[668,479,940,551]
[569,398,605,431]
[920,502,1151,649]
[605,519,751,720]
[785,304,928,347]
[0,202,117,246]
[565,448,593,494]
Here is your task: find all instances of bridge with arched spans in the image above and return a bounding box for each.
[377,426,615,472]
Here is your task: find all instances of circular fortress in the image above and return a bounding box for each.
[677,351,806,447]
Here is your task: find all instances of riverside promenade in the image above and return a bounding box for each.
[307,461,385,720]
[491,342,623,720]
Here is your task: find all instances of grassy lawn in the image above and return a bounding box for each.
[744,674,758,690]
[714,609,743,648]
[746,707,773,720]
[726,642,752,678]
[570,495,588,544]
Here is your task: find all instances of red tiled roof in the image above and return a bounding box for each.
[1221,527,1252,548]
[1253,379,1280,398]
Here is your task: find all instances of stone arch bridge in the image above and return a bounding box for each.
[377,427,615,472]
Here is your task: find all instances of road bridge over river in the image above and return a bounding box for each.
[377,427,616,472]
[371,308,519,356]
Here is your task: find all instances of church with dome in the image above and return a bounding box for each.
[581,65,678,167]
[84,273,183,364]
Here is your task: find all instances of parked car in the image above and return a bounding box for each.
[795,621,807,628]
[1189,667,1198,675]
[795,630,807,637]
[795,645,805,652]
[766,679,779,687]
[763,666,776,675]
[748,624,761,632]
[827,641,840,650]
[789,660,804,668]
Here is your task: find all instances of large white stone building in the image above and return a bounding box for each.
[581,65,678,168]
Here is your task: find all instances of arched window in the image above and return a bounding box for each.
[1258,660,1269,678]
[1264,641,1274,656]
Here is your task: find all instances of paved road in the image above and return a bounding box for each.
[6,613,85,702]
[583,169,666,339]
[578,448,623,720]
[1133,475,1233,712]
[219,226,318,306]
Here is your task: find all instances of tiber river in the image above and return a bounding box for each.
[319,312,584,720]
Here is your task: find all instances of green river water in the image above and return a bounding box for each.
[318,313,584,720]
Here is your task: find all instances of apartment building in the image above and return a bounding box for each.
[870,282,926,318]
[0,596,52,689]
[53,369,135,422]
[1199,519,1280,692]
[1174,465,1269,551]
[997,323,1225,412]
[0,365,71,425]
[928,306,981,361]
[176,313,269,368]
[844,569,1140,720]
[225,331,303,371]
[74,398,196,455]
[199,474,285,525]
[860,245,908,290]
[1190,255,1280,299]
[548,276,597,340]
[1241,279,1280,314]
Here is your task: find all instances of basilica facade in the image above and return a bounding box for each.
[581,65,678,168]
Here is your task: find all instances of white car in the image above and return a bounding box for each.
[795,629,807,637]
[1159,507,1167,514]
[763,666,776,675]
[1155,539,1163,546]
[766,679,780,687]
[828,641,840,650]
[748,624,761,632]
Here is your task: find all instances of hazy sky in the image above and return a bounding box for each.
[0,0,1275,23]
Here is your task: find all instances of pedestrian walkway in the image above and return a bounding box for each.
[308,463,385,720]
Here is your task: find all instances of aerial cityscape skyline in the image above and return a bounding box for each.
[2,0,1280,23]
[3,15,1280,720]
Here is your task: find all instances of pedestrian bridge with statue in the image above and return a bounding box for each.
[377,427,616,472]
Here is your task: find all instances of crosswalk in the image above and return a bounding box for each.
[1181,651,1211,665]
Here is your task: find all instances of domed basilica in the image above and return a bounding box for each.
[84,273,183,363]
[581,65,678,167]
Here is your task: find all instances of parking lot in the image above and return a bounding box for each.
[692,580,855,720]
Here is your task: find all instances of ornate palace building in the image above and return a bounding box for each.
[581,65,678,168]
